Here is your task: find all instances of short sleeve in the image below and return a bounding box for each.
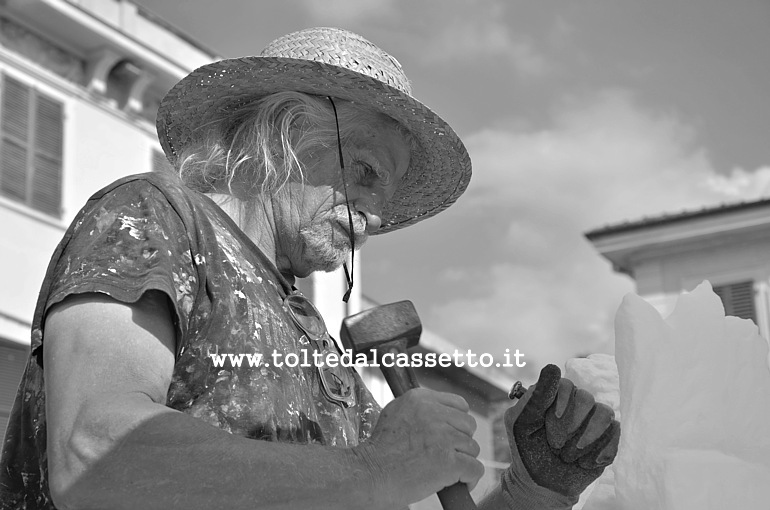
[43,178,200,349]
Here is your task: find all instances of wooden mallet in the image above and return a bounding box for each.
[340,301,477,510]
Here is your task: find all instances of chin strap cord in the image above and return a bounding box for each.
[328,97,355,303]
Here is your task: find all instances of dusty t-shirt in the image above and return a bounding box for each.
[0,172,381,508]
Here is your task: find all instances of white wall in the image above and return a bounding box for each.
[0,58,160,344]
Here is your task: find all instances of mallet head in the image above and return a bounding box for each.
[340,301,421,361]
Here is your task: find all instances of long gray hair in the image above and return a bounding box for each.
[176,91,411,200]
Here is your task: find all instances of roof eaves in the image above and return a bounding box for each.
[585,197,770,240]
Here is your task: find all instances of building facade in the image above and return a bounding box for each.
[0,0,218,437]
[586,199,770,337]
[0,2,513,507]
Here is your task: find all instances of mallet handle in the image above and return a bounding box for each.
[438,484,477,510]
[380,350,477,510]
[380,346,422,397]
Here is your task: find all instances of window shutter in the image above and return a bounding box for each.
[0,74,63,217]
[1,75,30,202]
[713,281,756,323]
[32,94,63,215]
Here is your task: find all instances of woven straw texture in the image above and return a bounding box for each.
[156,27,471,234]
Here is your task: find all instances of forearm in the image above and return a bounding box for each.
[53,399,390,510]
[43,295,474,509]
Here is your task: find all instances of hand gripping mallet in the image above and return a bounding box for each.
[340,301,477,510]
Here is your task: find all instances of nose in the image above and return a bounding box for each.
[355,192,385,234]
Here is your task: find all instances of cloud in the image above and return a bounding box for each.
[299,0,396,24]
[704,167,770,199]
[424,88,770,381]
[432,257,627,382]
[298,0,552,79]
[463,89,770,225]
[421,21,551,77]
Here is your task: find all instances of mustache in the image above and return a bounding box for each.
[332,206,368,237]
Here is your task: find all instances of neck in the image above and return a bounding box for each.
[205,193,294,281]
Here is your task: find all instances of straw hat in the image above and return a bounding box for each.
[156,27,471,234]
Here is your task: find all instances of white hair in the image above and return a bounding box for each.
[176,91,412,200]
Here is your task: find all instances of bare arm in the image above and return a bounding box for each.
[44,291,482,509]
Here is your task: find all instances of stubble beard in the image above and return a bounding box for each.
[299,210,368,273]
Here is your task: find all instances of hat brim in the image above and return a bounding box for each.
[156,56,471,234]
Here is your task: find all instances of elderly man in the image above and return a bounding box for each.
[0,28,619,509]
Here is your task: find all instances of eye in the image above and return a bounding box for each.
[351,160,390,187]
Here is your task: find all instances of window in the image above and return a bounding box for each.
[713,281,756,323]
[0,74,63,217]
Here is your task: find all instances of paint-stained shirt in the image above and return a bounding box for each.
[0,172,381,509]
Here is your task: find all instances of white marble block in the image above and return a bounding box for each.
[613,281,770,510]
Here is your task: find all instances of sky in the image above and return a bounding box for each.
[136,0,770,381]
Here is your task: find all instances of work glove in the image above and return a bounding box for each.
[501,364,621,510]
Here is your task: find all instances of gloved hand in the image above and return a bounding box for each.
[500,364,621,509]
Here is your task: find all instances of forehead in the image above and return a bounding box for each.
[342,106,411,176]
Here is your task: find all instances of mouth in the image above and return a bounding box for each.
[333,206,366,232]
[333,214,369,248]
[336,221,367,243]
